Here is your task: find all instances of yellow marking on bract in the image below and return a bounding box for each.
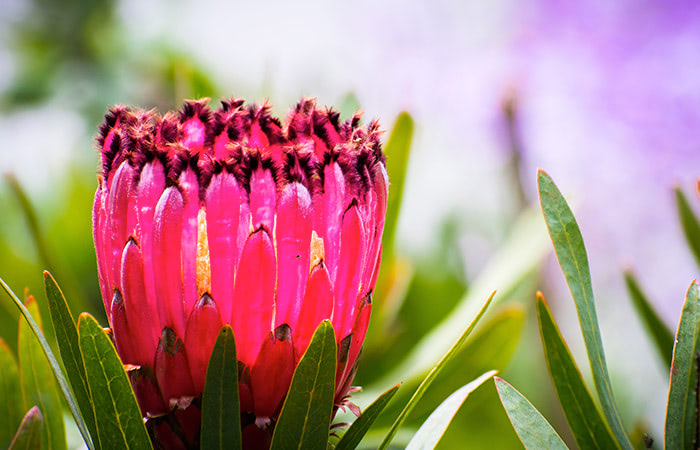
[310,230,325,270]
[196,207,211,298]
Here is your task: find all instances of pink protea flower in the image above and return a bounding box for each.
[92,97,387,447]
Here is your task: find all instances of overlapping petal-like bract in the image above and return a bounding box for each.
[93,97,386,444]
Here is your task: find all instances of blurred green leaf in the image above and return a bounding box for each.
[44,272,98,447]
[537,170,631,448]
[9,406,44,450]
[78,313,151,449]
[338,92,361,119]
[406,371,496,450]
[0,339,23,446]
[0,277,92,449]
[270,320,337,450]
[675,187,700,269]
[18,297,66,450]
[201,325,241,450]
[665,281,700,450]
[382,112,413,257]
[336,384,400,450]
[377,291,495,450]
[537,294,618,449]
[494,377,568,450]
[624,271,674,370]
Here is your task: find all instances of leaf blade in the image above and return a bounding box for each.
[0,339,24,445]
[537,294,618,449]
[675,187,700,268]
[665,281,700,449]
[537,170,630,448]
[9,406,44,450]
[624,271,674,370]
[406,371,496,450]
[201,325,241,450]
[494,377,569,450]
[335,384,401,450]
[78,313,152,450]
[270,320,337,450]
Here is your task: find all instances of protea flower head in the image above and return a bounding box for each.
[92,97,387,447]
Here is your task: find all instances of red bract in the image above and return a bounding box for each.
[93,97,387,447]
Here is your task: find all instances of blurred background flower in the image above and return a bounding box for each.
[1,0,698,447]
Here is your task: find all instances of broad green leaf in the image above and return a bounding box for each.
[624,271,674,369]
[43,272,99,448]
[336,384,401,450]
[0,277,92,449]
[9,406,44,450]
[201,325,241,450]
[77,313,151,449]
[675,187,700,268]
[537,294,618,449]
[377,291,495,450]
[406,371,496,450]
[0,339,23,446]
[537,170,631,448]
[270,320,337,450]
[494,377,568,450]
[382,111,413,256]
[18,297,66,450]
[665,281,700,450]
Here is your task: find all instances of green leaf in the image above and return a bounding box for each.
[537,294,618,449]
[0,277,92,449]
[43,272,99,448]
[0,339,23,446]
[18,297,66,450]
[201,325,241,450]
[335,384,401,450]
[406,370,496,450]
[494,377,569,450]
[624,271,674,370]
[382,111,413,256]
[270,320,337,450]
[77,313,152,449]
[675,187,700,268]
[537,170,631,448]
[665,281,700,450]
[377,291,495,450]
[9,406,44,450]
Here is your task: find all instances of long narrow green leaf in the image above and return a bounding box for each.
[624,271,674,369]
[336,384,401,450]
[675,187,700,268]
[406,371,496,450]
[0,339,23,446]
[494,377,569,450]
[270,320,337,450]
[537,170,631,448]
[537,294,618,449]
[9,406,44,450]
[43,272,99,448]
[18,297,66,450]
[201,325,241,450]
[377,291,495,450]
[382,111,413,256]
[78,313,152,449]
[665,281,700,449]
[0,277,93,449]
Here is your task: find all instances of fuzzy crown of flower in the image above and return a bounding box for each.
[92,97,387,425]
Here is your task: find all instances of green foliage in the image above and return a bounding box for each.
[665,282,700,450]
[406,371,496,450]
[675,187,700,268]
[624,271,674,370]
[335,385,400,450]
[0,340,23,446]
[494,377,568,450]
[18,297,66,450]
[537,170,631,448]
[78,313,151,449]
[270,321,337,450]
[9,407,44,450]
[537,294,618,449]
[201,326,241,450]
